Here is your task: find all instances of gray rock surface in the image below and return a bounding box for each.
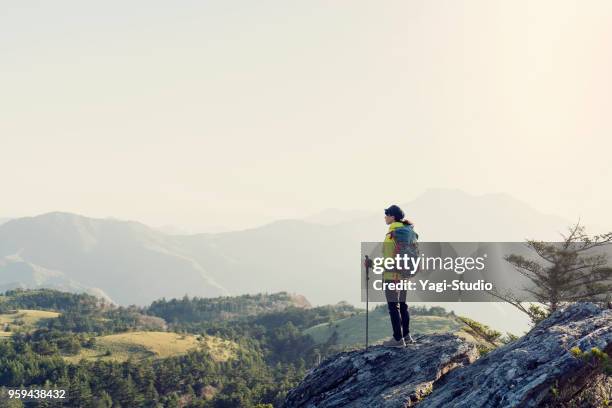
[285,303,611,408]
[284,334,479,407]
[419,303,611,407]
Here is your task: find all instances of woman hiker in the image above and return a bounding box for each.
[381,205,417,348]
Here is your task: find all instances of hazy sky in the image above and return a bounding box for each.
[2,1,611,231]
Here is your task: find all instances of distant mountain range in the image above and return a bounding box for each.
[0,213,227,305]
[0,189,570,332]
[0,254,113,303]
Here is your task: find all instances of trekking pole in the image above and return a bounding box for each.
[364,255,373,349]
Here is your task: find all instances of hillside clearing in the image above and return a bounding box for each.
[64,331,237,363]
[0,309,60,337]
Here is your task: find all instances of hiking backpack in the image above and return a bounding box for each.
[390,224,419,276]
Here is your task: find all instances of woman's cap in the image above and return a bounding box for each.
[384,205,404,220]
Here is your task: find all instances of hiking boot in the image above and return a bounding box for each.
[382,337,406,348]
[403,334,416,344]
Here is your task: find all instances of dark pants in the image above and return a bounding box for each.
[386,285,409,341]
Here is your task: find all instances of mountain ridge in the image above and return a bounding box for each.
[0,212,228,305]
[0,190,572,323]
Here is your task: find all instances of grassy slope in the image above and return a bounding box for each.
[304,307,464,346]
[64,331,237,363]
[0,297,237,362]
[0,309,60,337]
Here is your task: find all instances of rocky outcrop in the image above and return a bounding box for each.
[284,334,479,407]
[285,303,611,408]
[418,303,611,407]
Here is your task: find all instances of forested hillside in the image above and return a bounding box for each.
[0,290,356,407]
[0,289,476,407]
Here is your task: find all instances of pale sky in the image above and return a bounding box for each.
[2,1,611,232]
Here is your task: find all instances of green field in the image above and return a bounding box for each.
[0,309,60,337]
[304,307,464,346]
[64,331,237,363]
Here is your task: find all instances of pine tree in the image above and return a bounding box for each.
[494,223,612,324]
[92,391,113,408]
[70,377,93,406]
